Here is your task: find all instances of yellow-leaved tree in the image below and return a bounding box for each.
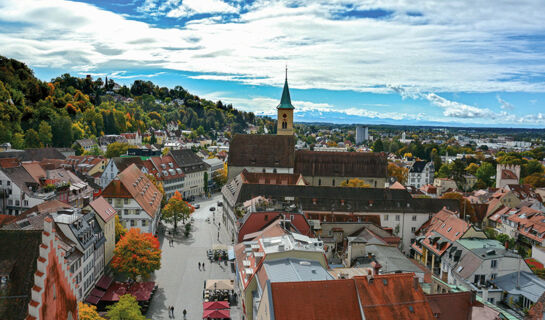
[340,178,371,188]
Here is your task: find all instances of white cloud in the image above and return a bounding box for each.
[2,0,545,94]
[497,96,515,110]
[424,93,496,118]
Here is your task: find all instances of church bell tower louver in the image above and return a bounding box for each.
[276,67,294,136]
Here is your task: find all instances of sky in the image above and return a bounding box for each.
[1,0,545,128]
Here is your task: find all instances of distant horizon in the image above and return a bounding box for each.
[3,0,545,128]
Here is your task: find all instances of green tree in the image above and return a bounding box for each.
[52,116,73,147]
[38,120,52,146]
[523,160,544,178]
[204,171,209,194]
[24,129,40,148]
[437,164,451,178]
[11,132,24,149]
[105,142,131,158]
[476,162,495,186]
[372,139,384,152]
[115,215,127,243]
[106,294,146,320]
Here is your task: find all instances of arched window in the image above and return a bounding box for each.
[318,179,321,186]
[332,179,335,186]
[282,121,287,129]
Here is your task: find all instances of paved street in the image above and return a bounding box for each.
[147,193,241,320]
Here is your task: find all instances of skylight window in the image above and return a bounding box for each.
[447,227,452,232]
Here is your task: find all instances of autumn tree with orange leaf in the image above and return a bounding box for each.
[162,191,194,232]
[111,228,161,282]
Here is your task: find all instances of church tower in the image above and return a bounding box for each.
[277,68,294,135]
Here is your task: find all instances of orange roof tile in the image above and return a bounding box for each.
[270,280,363,320]
[89,196,117,223]
[354,273,435,320]
[101,164,162,218]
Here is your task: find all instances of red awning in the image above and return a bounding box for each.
[203,301,229,310]
[203,308,230,319]
[96,275,113,290]
[128,282,155,301]
[90,288,106,299]
[101,282,128,302]
[85,295,101,305]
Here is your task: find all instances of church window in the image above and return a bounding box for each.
[283,113,287,118]
[282,121,287,129]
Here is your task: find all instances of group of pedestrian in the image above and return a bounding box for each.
[168,305,187,319]
[198,262,206,271]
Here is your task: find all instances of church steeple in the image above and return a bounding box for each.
[276,67,294,135]
[277,66,294,110]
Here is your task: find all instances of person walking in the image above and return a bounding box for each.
[198,262,201,270]
[183,309,187,319]
[168,305,171,318]
[202,262,205,271]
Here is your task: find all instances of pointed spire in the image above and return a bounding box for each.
[277,66,294,109]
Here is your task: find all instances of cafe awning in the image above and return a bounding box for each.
[89,288,106,299]
[96,275,113,290]
[128,282,155,301]
[85,295,100,305]
[203,308,230,319]
[205,279,234,291]
[203,301,229,311]
[101,282,128,302]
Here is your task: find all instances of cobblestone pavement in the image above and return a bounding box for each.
[147,193,241,320]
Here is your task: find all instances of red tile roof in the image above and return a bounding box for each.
[0,158,20,168]
[270,279,363,320]
[101,164,162,218]
[21,162,47,184]
[89,196,117,223]
[146,155,185,181]
[426,291,475,320]
[412,207,469,256]
[354,273,435,320]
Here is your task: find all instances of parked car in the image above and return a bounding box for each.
[217,201,223,207]
[193,204,200,209]
[209,207,216,211]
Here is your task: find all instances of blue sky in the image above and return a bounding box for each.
[1,0,545,127]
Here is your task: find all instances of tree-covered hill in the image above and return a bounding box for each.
[0,56,273,149]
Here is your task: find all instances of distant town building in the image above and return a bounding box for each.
[407,161,434,189]
[496,164,520,188]
[356,126,369,144]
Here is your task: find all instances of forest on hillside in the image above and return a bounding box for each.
[0,56,275,149]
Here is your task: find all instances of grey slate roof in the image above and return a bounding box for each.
[112,156,144,172]
[169,149,209,173]
[262,258,333,283]
[0,230,42,320]
[223,178,460,214]
[359,244,424,275]
[1,166,39,195]
[410,161,428,173]
[493,271,545,303]
[0,148,66,161]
